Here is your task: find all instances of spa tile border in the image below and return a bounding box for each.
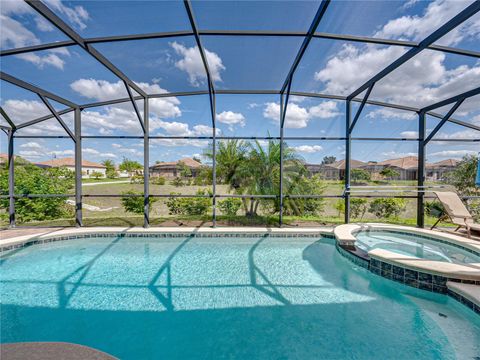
[0,231,334,253]
[447,288,480,315]
[336,243,480,316]
[354,229,480,257]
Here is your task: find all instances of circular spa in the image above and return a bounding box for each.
[1,233,480,359]
[355,230,480,264]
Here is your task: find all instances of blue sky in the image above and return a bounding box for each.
[1,0,479,166]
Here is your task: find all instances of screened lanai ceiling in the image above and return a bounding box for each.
[0,0,479,166]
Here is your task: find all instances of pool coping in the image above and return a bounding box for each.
[0,226,333,253]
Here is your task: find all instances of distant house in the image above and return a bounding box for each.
[149,157,203,179]
[35,157,107,178]
[426,159,459,181]
[307,159,366,180]
[361,156,419,180]
[0,153,27,166]
[305,156,458,181]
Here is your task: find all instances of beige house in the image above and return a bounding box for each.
[306,159,366,180]
[306,156,458,181]
[149,157,203,179]
[36,157,107,178]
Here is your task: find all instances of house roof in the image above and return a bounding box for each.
[36,157,106,169]
[150,157,203,169]
[375,156,419,169]
[328,159,366,170]
[427,159,459,168]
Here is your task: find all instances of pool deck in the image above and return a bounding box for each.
[0,342,117,360]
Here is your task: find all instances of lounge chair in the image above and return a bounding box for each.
[432,191,480,239]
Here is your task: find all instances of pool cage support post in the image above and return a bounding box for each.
[279,94,285,227]
[417,111,426,228]
[74,107,82,227]
[344,100,352,224]
[144,98,150,228]
[212,95,217,227]
[8,128,15,227]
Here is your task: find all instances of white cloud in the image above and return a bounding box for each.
[380,151,417,159]
[367,108,416,120]
[1,1,78,68]
[70,79,182,120]
[293,145,323,153]
[308,101,342,118]
[313,1,480,110]
[216,111,246,130]
[376,0,480,47]
[43,0,90,30]
[400,131,419,138]
[429,149,478,158]
[263,100,341,129]
[171,42,225,86]
[2,100,51,123]
[20,142,43,150]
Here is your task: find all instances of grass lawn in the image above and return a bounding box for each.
[1,180,462,228]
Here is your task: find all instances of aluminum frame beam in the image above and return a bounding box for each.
[424,99,466,144]
[348,1,480,100]
[38,94,76,141]
[25,0,147,99]
[348,84,374,134]
[8,129,15,227]
[280,0,330,94]
[3,31,479,59]
[143,99,149,228]
[420,87,480,112]
[417,111,426,228]
[1,71,77,108]
[74,108,82,227]
[124,82,146,133]
[0,107,16,130]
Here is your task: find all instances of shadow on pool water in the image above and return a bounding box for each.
[1,236,478,359]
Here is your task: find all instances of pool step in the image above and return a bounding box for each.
[447,281,480,314]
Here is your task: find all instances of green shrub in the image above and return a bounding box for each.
[172,177,184,187]
[350,198,368,219]
[0,164,74,222]
[106,169,117,179]
[368,198,406,218]
[218,198,242,216]
[351,169,371,183]
[166,190,212,216]
[425,200,445,218]
[90,171,104,180]
[121,191,157,214]
[334,200,345,217]
[130,174,144,184]
[151,176,166,185]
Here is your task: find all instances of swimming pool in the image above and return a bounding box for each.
[1,234,479,359]
[355,230,480,264]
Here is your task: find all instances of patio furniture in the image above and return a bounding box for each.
[432,191,480,239]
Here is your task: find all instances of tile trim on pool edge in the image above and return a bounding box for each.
[336,243,480,316]
[0,232,335,253]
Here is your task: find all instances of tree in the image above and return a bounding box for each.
[351,169,371,183]
[177,161,192,178]
[102,159,117,179]
[380,167,400,180]
[193,156,202,163]
[321,156,336,165]
[445,154,479,196]
[0,164,74,222]
[119,157,142,176]
[90,171,104,180]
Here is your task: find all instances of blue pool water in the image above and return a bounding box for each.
[355,230,480,264]
[1,235,479,359]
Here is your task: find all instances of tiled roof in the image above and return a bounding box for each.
[36,157,106,168]
[427,159,459,167]
[376,156,419,169]
[150,157,203,169]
